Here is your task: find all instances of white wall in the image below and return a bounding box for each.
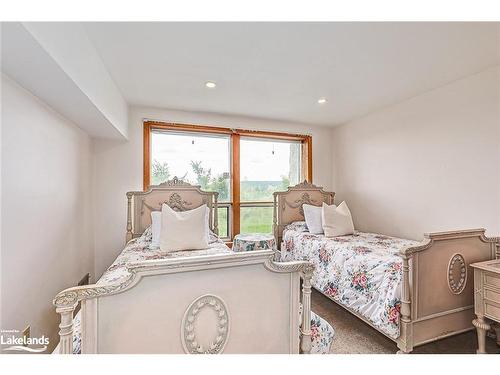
[22,22,129,138]
[331,66,500,240]
[93,106,334,277]
[1,75,94,353]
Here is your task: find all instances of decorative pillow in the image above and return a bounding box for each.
[322,201,355,237]
[150,211,162,248]
[303,204,324,234]
[160,204,210,252]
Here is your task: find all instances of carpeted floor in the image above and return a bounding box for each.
[311,289,499,354]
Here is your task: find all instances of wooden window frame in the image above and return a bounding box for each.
[143,120,312,239]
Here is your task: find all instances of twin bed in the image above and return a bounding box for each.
[53,179,499,354]
[53,179,334,354]
[274,182,500,353]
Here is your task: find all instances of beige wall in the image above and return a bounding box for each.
[331,66,500,240]
[0,75,94,353]
[93,106,334,277]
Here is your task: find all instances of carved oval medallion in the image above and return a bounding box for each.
[181,294,230,354]
[447,253,467,295]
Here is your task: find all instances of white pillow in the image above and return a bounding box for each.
[322,201,355,237]
[160,204,210,252]
[303,204,324,234]
[150,211,162,248]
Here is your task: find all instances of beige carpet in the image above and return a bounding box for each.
[311,289,499,354]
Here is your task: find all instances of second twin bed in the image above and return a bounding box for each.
[281,221,418,339]
[273,181,499,353]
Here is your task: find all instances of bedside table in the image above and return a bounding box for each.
[232,233,276,252]
[471,259,500,354]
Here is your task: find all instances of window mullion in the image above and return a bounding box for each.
[231,134,240,239]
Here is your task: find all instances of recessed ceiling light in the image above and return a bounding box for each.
[317,98,327,104]
[205,81,217,88]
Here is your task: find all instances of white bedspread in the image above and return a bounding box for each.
[281,222,419,338]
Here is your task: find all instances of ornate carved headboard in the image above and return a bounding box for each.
[273,181,335,247]
[126,177,218,243]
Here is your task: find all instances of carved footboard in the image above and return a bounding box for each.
[53,250,315,354]
[398,229,500,353]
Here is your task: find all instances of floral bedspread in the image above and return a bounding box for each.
[308,309,335,354]
[97,227,232,286]
[281,222,419,338]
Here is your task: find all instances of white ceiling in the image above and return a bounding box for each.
[83,22,500,126]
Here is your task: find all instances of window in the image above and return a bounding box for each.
[149,130,231,237]
[144,121,312,241]
[239,137,302,234]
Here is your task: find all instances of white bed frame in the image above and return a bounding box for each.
[54,179,315,354]
[273,181,500,353]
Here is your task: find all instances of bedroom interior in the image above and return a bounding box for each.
[1,16,500,362]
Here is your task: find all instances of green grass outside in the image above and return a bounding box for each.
[217,206,272,238]
[214,182,286,238]
[240,207,273,234]
[217,207,228,238]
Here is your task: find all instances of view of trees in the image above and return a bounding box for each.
[152,159,231,236]
[190,161,229,201]
[151,160,171,185]
[151,159,294,237]
[151,159,229,200]
[152,159,290,202]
